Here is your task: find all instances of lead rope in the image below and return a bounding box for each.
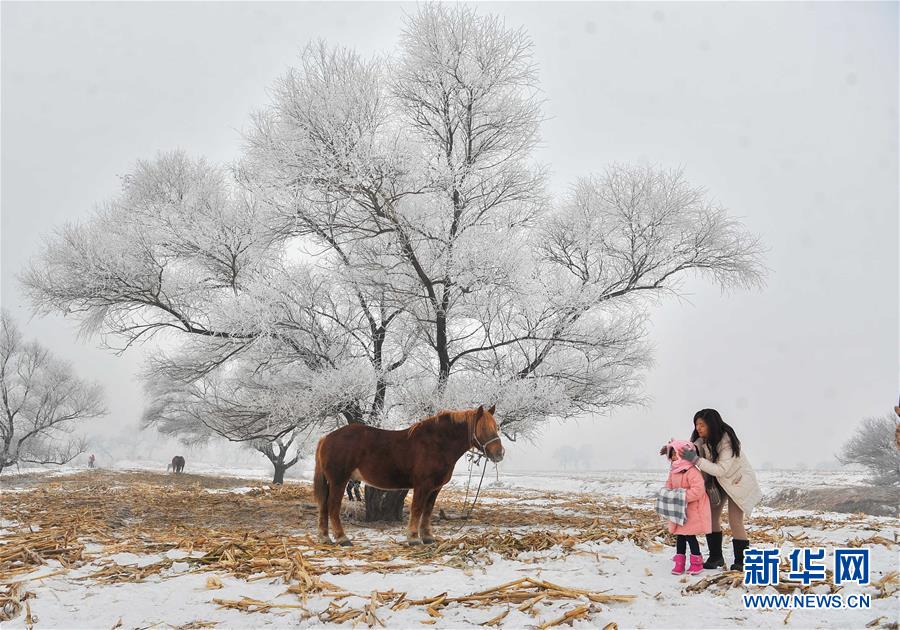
[444,450,487,534]
[462,450,489,518]
[466,453,489,518]
[449,418,495,529]
[461,418,483,516]
[462,450,478,509]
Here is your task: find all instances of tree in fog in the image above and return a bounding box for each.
[838,412,900,486]
[552,445,578,470]
[0,312,106,471]
[24,5,765,511]
[244,4,766,439]
[141,334,374,483]
[22,153,381,483]
[577,444,594,470]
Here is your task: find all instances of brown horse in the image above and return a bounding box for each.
[314,405,504,546]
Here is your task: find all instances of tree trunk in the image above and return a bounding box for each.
[272,463,287,485]
[435,309,451,386]
[370,326,387,419]
[256,438,299,486]
[364,486,408,522]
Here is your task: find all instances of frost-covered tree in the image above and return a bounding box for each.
[23,154,289,344]
[23,5,765,515]
[838,413,900,486]
[141,341,373,483]
[0,312,106,471]
[577,444,594,470]
[21,153,381,483]
[244,5,765,438]
[552,445,578,471]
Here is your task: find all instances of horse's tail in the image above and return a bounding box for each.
[313,438,329,509]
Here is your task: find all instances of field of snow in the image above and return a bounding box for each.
[1,467,896,629]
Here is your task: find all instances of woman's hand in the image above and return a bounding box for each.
[679,448,699,463]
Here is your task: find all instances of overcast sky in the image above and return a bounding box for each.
[2,2,896,472]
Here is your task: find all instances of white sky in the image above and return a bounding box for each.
[2,2,897,471]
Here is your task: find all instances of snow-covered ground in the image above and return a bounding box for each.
[455,469,876,500]
[1,467,896,629]
[2,458,873,493]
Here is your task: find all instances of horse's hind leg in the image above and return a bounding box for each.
[327,473,352,546]
[314,471,330,543]
[419,488,440,544]
[317,499,330,544]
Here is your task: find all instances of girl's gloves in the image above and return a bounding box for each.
[680,448,699,462]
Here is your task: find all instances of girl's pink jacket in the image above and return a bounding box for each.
[665,465,712,536]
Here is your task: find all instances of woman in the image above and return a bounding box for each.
[680,408,761,571]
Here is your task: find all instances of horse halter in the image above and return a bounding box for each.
[471,413,501,454]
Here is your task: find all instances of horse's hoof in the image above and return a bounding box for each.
[422,536,435,545]
[407,538,422,546]
[336,537,352,547]
[317,534,332,545]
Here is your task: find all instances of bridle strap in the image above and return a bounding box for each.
[471,412,501,453]
[474,434,502,451]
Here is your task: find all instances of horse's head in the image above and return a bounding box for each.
[472,405,504,463]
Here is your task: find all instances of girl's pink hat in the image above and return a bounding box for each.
[665,438,697,473]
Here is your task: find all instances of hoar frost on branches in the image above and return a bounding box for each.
[22,152,376,482]
[23,5,765,483]
[838,413,900,487]
[243,5,765,436]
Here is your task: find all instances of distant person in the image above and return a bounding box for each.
[657,439,711,575]
[680,408,761,571]
[88,454,95,469]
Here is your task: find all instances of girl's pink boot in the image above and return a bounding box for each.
[688,554,704,574]
[671,554,686,575]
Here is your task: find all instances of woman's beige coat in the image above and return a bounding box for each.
[696,434,762,516]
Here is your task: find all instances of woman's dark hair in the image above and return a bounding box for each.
[690,408,741,461]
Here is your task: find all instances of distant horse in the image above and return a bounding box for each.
[345,479,363,502]
[314,405,504,546]
[167,455,185,473]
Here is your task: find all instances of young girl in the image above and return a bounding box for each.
[663,439,711,575]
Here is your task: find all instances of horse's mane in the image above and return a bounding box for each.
[407,409,471,437]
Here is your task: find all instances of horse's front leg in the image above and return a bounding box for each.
[419,488,440,544]
[406,487,429,546]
